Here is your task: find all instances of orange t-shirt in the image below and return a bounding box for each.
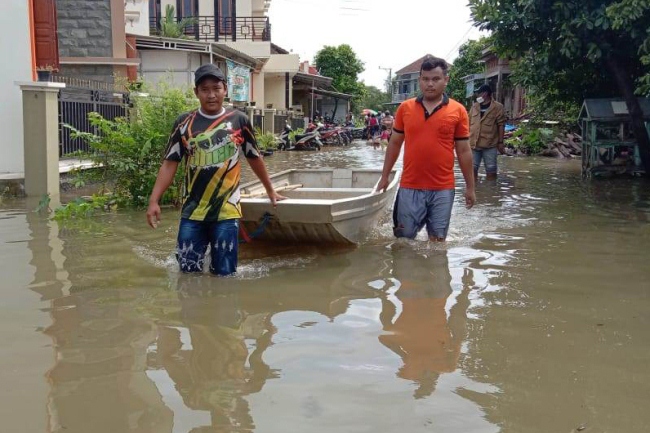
[393,95,470,190]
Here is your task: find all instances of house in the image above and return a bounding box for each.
[391,54,453,105]
[0,1,33,174]
[292,61,352,122]
[142,0,300,109]
[463,47,526,118]
[53,0,139,83]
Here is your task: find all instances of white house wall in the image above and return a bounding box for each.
[139,50,212,88]
[0,1,32,174]
[224,41,270,58]
[263,54,299,74]
[264,75,289,109]
[125,0,150,36]
[252,72,265,106]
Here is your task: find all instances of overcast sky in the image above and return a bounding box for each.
[268,0,484,90]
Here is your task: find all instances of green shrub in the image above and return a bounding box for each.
[254,128,277,150]
[65,82,198,209]
[506,125,555,155]
[289,128,304,143]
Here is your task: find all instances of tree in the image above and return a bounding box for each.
[356,84,390,113]
[469,0,650,174]
[447,38,491,105]
[159,5,197,39]
[314,45,366,115]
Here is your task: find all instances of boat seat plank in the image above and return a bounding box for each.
[297,188,374,193]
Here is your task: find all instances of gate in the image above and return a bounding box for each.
[58,83,130,156]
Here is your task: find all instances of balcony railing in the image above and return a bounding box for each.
[392,93,413,103]
[150,16,271,42]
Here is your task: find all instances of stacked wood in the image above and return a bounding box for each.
[540,133,582,158]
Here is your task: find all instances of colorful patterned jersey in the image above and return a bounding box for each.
[164,108,260,222]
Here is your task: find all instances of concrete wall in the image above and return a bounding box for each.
[263,54,299,74]
[0,1,31,174]
[125,0,150,36]
[251,71,265,107]
[321,98,350,123]
[139,49,214,88]
[264,75,288,109]
[224,41,270,58]
[56,0,113,57]
[57,65,116,83]
[237,0,253,17]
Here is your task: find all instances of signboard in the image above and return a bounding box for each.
[226,60,250,102]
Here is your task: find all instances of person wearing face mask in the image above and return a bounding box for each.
[469,84,506,180]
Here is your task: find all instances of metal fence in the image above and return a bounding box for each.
[291,117,305,131]
[252,109,264,131]
[149,16,271,42]
[58,86,130,156]
[274,113,289,134]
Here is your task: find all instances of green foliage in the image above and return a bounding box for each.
[159,5,197,39]
[289,128,304,143]
[254,128,277,150]
[314,45,366,106]
[506,125,555,155]
[53,195,115,221]
[65,81,198,209]
[606,0,650,95]
[35,194,51,214]
[469,0,650,101]
[356,85,390,113]
[448,38,491,104]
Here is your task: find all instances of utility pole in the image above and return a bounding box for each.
[379,66,392,95]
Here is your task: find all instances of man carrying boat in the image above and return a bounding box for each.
[377,56,476,241]
[146,64,285,276]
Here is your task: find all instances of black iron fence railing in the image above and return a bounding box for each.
[58,86,130,156]
[150,16,271,42]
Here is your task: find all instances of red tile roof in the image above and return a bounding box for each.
[395,54,449,76]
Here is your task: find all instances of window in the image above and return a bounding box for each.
[176,0,196,18]
[149,0,161,29]
[218,0,232,34]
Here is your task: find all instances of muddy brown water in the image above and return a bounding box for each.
[1,143,649,433]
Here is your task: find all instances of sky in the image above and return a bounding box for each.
[268,0,484,90]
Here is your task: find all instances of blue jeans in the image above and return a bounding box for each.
[176,218,239,276]
[393,188,455,240]
[473,147,498,175]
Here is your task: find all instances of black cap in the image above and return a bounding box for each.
[194,63,226,86]
[476,84,492,95]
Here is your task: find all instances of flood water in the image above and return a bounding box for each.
[2,143,650,433]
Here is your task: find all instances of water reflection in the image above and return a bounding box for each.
[379,247,470,399]
[3,150,650,433]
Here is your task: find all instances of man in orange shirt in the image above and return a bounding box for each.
[377,56,475,241]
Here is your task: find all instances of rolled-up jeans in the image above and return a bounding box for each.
[473,147,498,174]
[176,218,239,276]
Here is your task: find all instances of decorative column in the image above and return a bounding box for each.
[264,108,276,134]
[17,81,65,198]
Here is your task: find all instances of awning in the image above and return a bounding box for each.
[309,87,353,100]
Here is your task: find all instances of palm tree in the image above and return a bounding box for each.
[159,5,197,39]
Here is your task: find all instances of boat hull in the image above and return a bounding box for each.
[240,169,400,244]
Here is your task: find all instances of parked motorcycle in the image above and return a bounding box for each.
[277,123,322,151]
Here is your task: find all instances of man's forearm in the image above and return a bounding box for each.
[381,133,404,179]
[149,160,179,204]
[457,146,475,191]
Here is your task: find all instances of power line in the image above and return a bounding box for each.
[444,24,475,60]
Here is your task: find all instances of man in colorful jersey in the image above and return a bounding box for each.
[376,56,476,242]
[146,64,285,275]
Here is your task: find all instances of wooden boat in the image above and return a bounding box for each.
[240,168,401,244]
